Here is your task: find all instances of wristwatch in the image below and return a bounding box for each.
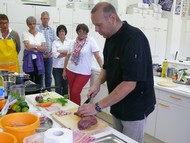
[95,102,102,112]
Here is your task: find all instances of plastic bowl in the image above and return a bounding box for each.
[0,112,40,143]
[0,132,17,143]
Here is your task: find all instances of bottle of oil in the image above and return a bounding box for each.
[161,59,168,78]
[0,75,4,99]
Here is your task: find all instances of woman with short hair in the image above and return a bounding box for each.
[22,16,46,85]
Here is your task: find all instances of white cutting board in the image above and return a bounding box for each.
[25,92,78,112]
[157,81,178,87]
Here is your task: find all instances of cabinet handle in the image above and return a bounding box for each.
[159,103,169,107]
[170,96,182,100]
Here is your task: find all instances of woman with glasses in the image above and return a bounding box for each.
[0,14,21,73]
[63,23,102,105]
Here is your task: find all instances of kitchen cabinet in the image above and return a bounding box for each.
[180,20,190,59]
[143,18,168,64]
[155,90,190,143]
[0,2,6,14]
[59,8,73,39]
[7,3,35,23]
[145,88,159,136]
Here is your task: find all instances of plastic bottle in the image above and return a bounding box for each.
[161,59,168,78]
[0,75,4,99]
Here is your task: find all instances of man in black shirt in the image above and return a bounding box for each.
[77,2,156,143]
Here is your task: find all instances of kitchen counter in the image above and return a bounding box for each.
[154,76,190,98]
[25,92,138,143]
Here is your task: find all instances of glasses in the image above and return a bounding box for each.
[78,30,87,35]
[59,30,65,33]
[0,21,8,26]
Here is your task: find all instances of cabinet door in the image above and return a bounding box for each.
[181,32,190,58]
[155,100,190,143]
[130,15,144,30]
[7,4,35,23]
[145,89,159,136]
[0,2,6,14]
[143,29,156,58]
[59,8,73,25]
[35,6,60,25]
[73,9,90,25]
[154,30,167,64]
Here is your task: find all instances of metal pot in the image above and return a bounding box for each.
[13,74,30,84]
[25,84,56,95]
[0,70,9,81]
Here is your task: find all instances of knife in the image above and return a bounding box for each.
[83,94,92,104]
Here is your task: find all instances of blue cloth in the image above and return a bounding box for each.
[23,50,45,75]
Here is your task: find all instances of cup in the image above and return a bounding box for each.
[10,84,25,99]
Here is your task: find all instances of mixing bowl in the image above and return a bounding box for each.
[0,112,40,143]
[0,132,17,143]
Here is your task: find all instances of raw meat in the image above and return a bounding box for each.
[78,116,97,130]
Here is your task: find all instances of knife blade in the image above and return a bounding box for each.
[83,94,92,104]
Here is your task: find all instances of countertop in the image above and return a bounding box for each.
[25,92,138,143]
[154,76,190,98]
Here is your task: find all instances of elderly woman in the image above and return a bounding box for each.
[63,23,102,105]
[52,25,71,96]
[22,16,46,85]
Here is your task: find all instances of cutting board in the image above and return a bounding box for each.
[51,108,108,135]
[157,81,178,87]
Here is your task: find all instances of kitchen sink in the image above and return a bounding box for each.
[93,134,127,143]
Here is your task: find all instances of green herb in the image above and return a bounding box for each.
[46,97,68,106]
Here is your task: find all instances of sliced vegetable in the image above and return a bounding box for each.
[37,102,54,107]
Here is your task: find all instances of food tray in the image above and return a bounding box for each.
[93,134,127,143]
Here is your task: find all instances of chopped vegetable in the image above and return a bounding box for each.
[37,102,54,107]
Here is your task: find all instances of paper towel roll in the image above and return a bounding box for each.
[44,128,73,143]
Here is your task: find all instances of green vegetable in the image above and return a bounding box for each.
[19,101,28,108]
[46,97,68,106]
[22,107,29,112]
